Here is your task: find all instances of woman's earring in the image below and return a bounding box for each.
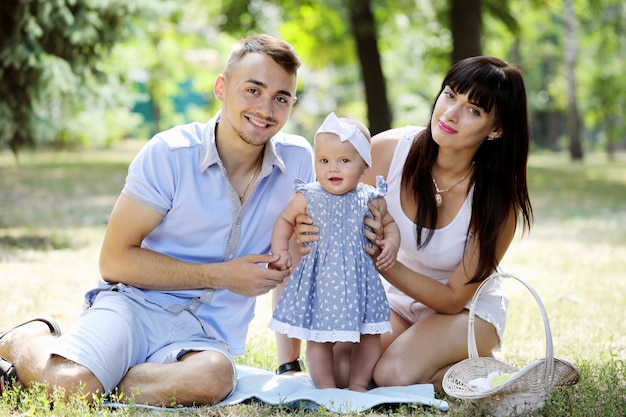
[487,134,502,140]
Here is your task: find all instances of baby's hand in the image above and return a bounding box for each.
[375,239,398,271]
[268,251,292,272]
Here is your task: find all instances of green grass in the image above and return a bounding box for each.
[1,144,625,416]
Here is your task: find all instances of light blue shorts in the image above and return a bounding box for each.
[50,286,236,393]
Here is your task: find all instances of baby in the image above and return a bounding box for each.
[269,112,400,391]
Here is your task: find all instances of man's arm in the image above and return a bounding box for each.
[272,232,305,373]
[99,194,290,297]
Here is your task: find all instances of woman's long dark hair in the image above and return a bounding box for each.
[401,56,533,284]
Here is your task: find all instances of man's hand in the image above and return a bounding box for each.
[222,254,291,297]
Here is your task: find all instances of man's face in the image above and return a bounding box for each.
[215,52,298,147]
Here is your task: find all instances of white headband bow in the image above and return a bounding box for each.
[314,112,371,166]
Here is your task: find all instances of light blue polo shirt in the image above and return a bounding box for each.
[90,112,313,356]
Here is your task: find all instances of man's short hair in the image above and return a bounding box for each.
[224,34,301,77]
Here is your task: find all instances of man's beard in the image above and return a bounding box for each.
[234,126,269,147]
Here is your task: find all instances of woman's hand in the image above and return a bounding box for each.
[294,214,319,256]
[295,205,384,258]
[364,202,383,258]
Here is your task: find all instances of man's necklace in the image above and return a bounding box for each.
[239,156,262,202]
[431,162,475,207]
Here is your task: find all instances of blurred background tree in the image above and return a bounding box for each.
[0,0,169,157]
[1,0,624,160]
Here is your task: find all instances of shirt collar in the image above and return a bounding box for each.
[199,111,286,175]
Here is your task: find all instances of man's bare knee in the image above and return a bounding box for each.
[118,350,235,407]
[42,355,104,401]
[181,351,235,405]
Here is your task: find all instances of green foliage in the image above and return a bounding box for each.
[577,0,626,153]
[487,0,626,155]
[218,0,259,33]
[370,1,454,128]
[0,232,77,251]
[484,0,520,35]
[0,382,118,417]
[281,2,357,68]
[3,0,625,157]
[0,0,167,155]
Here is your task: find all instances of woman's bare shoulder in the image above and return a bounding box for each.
[364,128,407,184]
[372,127,408,143]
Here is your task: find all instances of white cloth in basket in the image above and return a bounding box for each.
[467,371,516,392]
[468,372,498,392]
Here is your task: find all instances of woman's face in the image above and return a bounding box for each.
[430,85,501,152]
[314,132,368,195]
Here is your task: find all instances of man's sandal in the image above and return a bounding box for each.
[0,356,17,395]
[0,315,62,395]
[0,315,61,341]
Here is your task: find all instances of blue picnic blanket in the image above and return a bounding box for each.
[106,365,448,413]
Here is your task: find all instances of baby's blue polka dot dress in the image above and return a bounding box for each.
[270,176,392,343]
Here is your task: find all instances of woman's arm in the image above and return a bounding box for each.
[370,197,400,271]
[380,207,517,314]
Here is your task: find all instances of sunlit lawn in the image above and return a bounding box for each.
[0,143,624,416]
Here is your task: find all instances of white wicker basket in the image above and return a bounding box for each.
[442,272,580,416]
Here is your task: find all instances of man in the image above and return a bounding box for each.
[0,34,313,407]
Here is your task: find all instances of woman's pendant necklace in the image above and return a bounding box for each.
[431,162,475,207]
[434,190,443,207]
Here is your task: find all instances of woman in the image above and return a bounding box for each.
[282,56,533,390]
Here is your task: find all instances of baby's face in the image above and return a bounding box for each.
[314,132,368,195]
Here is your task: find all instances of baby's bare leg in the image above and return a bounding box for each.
[348,334,381,392]
[306,341,336,389]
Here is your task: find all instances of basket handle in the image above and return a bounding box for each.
[466,272,555,388]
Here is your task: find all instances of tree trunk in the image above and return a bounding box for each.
[347,0,391,135]
[564,0,583,160]
[450,0,482,62]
